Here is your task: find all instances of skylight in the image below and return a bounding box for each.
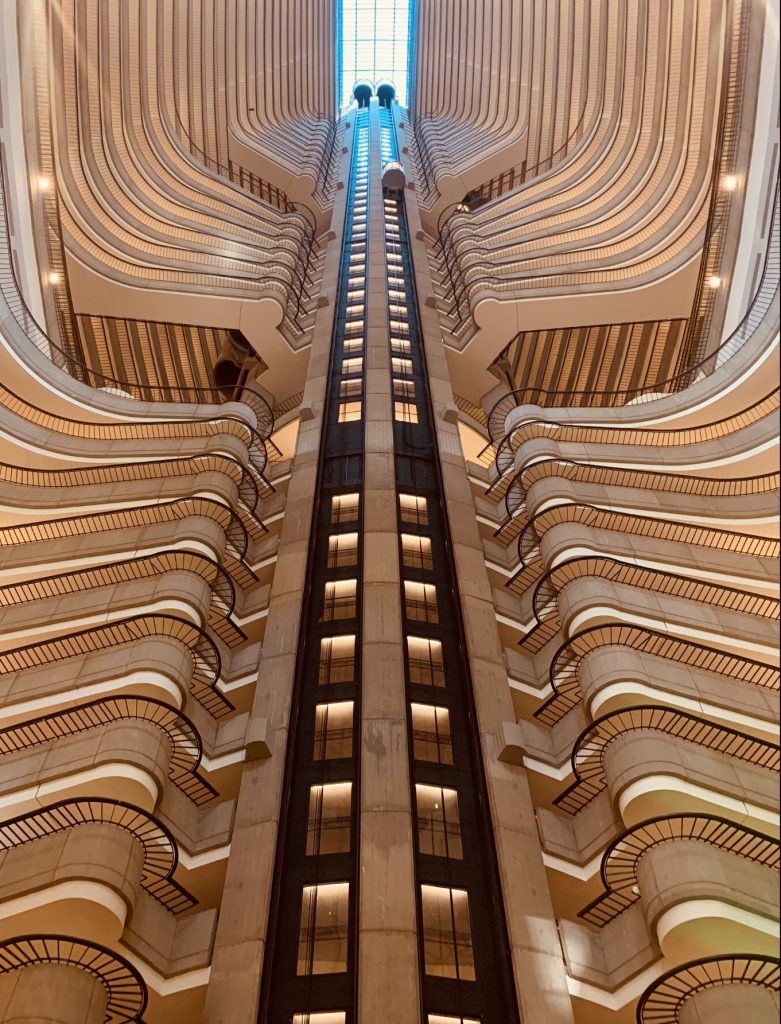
[339,0,412,111]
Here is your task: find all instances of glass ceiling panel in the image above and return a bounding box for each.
[339,0,411,111]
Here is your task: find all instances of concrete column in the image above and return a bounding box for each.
[357,98,421,1023]
[0,964,108,1024]
[202,127,353,1024]
[396,110,576,1024]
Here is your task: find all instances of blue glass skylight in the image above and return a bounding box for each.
[339,0,412,111]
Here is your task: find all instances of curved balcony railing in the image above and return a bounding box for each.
[0,696,216,806]
[0,155,277,474]
[579,813,779,928]
[0,614,232,721]
[0,935,148,1024]
[520,555,779,657]
[554,705,780,816]
[485,179,780,442]
[637,955,780,1024]
[536,623,778,727]
[0,798,196,915]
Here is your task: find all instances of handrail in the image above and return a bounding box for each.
[0,695,216,806]
[537,622,778,727]
[0,148,276,461]
[579,813,779,928]
[637,954,780,1023]
[554,704,779,816]
[0,613,233,721]
[485,178,780,440]
[0,798,196,915]
[0,935,148,1023]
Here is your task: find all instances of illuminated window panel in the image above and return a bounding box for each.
[345,304,364,318]
[401,532,433,570]
[293,1014,347,1024]
[344,320,364,335]
[339,378,363,399]
[327,532,359,568]
[421,885,476,980]
[341,357,364,375]
[407,636,444,686]
[428,1016,481,1024]
[392,357,413,375]
[399,493,428,525]
[338,401,363,423]
[410,703,453,764]
[319,635,356,685]
[393,378,416,400]
[343,338,364,354]
[313,702,354,760]
[331,493,359,524]
[404,580,438,622]
[394,401,418,423]
[416,785,463,859]
[297,882,350,975]
[322,579,357,620]
[307,782,353,855]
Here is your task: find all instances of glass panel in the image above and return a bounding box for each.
[399,493,428,525]
[421,885,476,980]
[410,703,453,764]
[339,0,412,109]
[307,782,352,854]
[404,580,438,622]
[393,378,416,399]
[328,532,359,568]
[338,400,362,423]
[428,1016,481,1024]
[293,1015,348,1024]
[416,784,463,859]
[313,702,354,760]
[322,579,357,620]
[407,636,444,686]
[319,634,356,684]
[401,533,433,570]
[331,493,360,524]
[297,882,350,975]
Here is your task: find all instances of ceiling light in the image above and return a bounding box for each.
[708,275,722,289]
[723,175,738,191]
[47,271,60,285]
[37,176,51,191]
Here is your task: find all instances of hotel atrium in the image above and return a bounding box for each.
[0,0,778,1021]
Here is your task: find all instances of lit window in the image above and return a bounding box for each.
[297,882,350,975]
[341,357,363,375]
[340,379,363,399]
[421,885,475,980]
[428,1016,481,1024]
[394,379,416,400]
[399,493,428,525]
[392,357,413,375]
[327,532,359,568]
[391,338,411,353]
[401,533,433,570]
[343,338,364,354]
[338,401,362,423]
[407,636,444,687]
[322,579,357,620]
[344,320,364,335]
[410,703,453,764]
[394,401,418,423]
[314,702,354,760]
[319,635,356,685]
[307,782,352,855]
[416,785,463,859]
[293,1014,347,1024]
[331,493,359,524]
[404,580,438,623]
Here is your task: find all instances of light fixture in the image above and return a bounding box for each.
[47,271,60,285]
[723,174,738,191]
[37,175,51,191]
[708,275,722,289]
[631,885,641,896]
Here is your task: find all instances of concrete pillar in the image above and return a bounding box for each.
[357,98,421,1023]
[0,963,109,1024]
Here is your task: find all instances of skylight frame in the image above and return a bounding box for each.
[338,0,413,112]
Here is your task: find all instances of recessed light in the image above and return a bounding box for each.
[708,275,722,289]
[37,176,51,191]
[723,175,738,191]
[47,271,60,285]
[631,885,641,896]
